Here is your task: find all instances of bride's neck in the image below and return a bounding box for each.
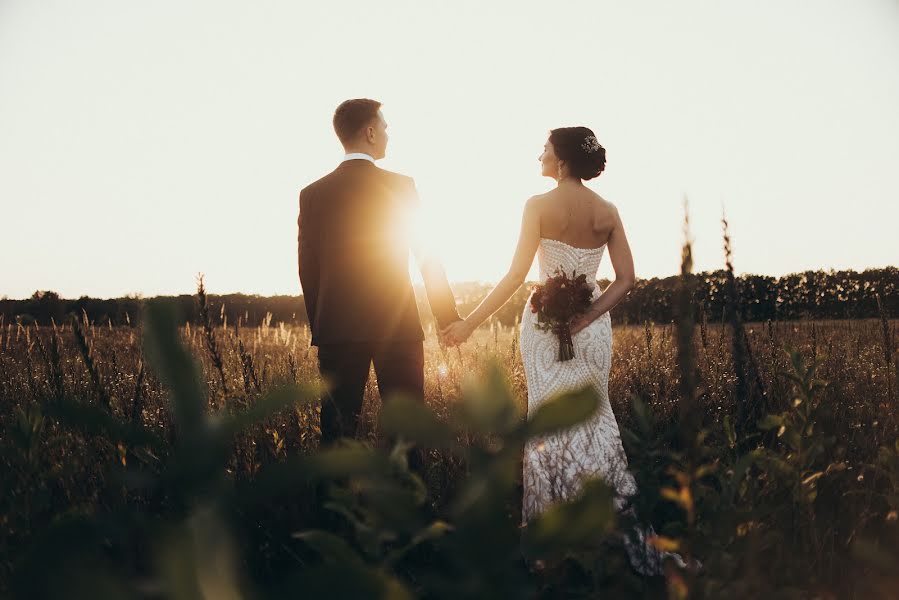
[556,176,583,188]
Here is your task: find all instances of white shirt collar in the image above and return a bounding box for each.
[341,152,376,164]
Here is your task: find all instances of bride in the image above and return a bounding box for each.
[442,127,683,575]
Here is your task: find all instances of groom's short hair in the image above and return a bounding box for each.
[333,98,382,145]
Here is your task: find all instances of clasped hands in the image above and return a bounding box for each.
[440,319,475,347]
[439,312,598,348]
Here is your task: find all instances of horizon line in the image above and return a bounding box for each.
[3,264,896,302]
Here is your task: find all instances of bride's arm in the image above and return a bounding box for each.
[443,197,541,344]
[570,205,635,335]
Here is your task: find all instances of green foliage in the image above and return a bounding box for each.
[754,348,840,504]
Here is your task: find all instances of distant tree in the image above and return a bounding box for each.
[28,290,65,324]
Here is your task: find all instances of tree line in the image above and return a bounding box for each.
[2,267,895,329]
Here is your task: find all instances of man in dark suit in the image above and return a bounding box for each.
[298,98,460,460]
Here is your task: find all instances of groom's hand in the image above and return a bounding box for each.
[437,321,454,347]
[438,325,458,347]
[441,320,471,347]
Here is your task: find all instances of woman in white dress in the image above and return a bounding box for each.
[442,127,682,575]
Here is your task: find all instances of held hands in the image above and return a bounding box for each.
[440,319,474,347]
[439,312,600,346]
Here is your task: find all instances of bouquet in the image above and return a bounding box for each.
[529,268,595,361]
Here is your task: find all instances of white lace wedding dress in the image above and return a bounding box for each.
[520,238,683,575]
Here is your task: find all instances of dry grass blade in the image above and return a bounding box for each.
[196,273,229,398]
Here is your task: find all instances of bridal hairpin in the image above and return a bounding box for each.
[581,135,602,154]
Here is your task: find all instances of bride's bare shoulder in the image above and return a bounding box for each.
[591,192,620,216]
[523,191,552,212]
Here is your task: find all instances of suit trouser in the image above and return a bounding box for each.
[316,340,425,464]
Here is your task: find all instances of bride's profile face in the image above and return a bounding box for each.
[539,138,560,178]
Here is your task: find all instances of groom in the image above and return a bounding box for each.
[298,98,460,460]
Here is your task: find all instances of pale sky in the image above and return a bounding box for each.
[1,0,897,299]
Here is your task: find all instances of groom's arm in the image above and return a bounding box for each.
[298,189,320,332]
[404,178,461,328]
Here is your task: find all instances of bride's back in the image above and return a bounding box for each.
[537,186,616,249]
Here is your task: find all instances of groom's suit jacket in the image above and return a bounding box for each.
[298,159,460,346]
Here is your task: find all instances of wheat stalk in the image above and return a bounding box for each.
[196,273,229,398]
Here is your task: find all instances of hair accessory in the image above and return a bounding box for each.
[581,135,602,154]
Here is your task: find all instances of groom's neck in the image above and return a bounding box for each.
[343,145,377,158]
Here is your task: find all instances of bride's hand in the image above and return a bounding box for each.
[569,311,598,336]
[441,320,474,347]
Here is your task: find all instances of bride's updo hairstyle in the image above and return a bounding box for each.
[549,126,607,181]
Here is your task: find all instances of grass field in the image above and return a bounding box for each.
[2,307,898,598]
[4,316,894,447]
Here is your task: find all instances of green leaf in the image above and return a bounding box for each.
[291,564,413,600]
[297,443,394,481]
[723,414,737,448]
[522,478,615,557]
[292,529,366,567]
[801,471,824,486]
[385,521,453,566]
[619,426,640,450]
[763,455,794,476]
[729,449,761,500]
[379,393,456,449]
[522,386,599,439]
[218,383,319,439]
[629,395,653,436]
[455,361,518,433]
[142,300,206,434]
[237,442,394,506]
[757,414,784,430]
